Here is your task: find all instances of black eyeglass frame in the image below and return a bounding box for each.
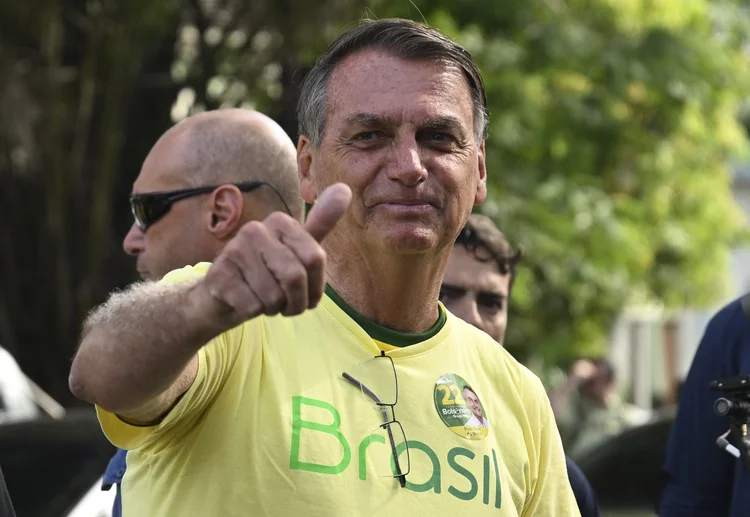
[129,180,291,232]
[342,351,410,488]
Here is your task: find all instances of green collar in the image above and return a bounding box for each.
[325,284,446,347]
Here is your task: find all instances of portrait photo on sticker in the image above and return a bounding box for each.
[433,374,489,440]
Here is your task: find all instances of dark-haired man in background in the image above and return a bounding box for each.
[440,213,600,517]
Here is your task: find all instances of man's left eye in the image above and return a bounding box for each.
[354,131,379,141]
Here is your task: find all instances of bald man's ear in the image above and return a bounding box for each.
[297,136,318,204]
[207,185,244,239]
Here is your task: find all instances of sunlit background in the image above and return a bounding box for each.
[2,0,750,515]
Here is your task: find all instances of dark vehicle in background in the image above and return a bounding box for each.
[574,412,675,517]
[0,346,115,517]
[1,409,115,517]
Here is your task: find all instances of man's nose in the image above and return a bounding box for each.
[386,138,428,186]
[123,223,145,256]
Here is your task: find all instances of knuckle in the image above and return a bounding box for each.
[265,212,294,230]
[281,266,307,287]
[222,244,243,262]
[283,304,305,317]
[237,302,258,321]
[265,298,285,316]
[263,286,286,315]
[239,220,266,239]
[302,246,326,269]
[206,263,231,290]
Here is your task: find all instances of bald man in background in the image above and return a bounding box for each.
[99,108,303,516]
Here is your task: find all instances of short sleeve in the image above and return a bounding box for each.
[95,262,248,452]
[523,377,582,517]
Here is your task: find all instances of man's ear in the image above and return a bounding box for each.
[297,136,318,204]
[474,140,487,206]
[207,185,244,239]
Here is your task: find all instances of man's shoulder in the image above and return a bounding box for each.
[707,296,747,327]
[447,314,545,390]
[698,295,750,358]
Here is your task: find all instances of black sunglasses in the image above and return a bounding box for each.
[129,180,291,232]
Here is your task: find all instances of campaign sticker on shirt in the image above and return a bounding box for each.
[433,374,489,440]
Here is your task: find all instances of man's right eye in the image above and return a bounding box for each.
[354,131,379,141]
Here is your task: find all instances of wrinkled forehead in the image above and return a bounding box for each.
[326,50,475,130]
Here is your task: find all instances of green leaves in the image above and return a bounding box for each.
[381,0,750,365]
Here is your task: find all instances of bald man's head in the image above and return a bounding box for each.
[174,110,304,221]
[124,109,305,281]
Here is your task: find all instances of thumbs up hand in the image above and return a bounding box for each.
[198,183,351,329]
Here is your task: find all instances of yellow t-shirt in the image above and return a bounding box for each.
[97,263,580,517]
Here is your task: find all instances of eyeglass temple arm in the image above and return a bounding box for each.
[341,372,406,487]
[342,373,382,404]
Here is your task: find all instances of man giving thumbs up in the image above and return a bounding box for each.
[70,18,579,517]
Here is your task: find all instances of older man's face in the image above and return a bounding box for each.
[301,50,486,255]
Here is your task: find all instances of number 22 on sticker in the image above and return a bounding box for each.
[437,384,466,405]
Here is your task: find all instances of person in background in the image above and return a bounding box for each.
[549,357,651,458]
[440,213,600,517]
[99,107,305,516]
[658,298,750,517]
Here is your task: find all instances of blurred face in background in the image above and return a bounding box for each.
[440,244,510,344]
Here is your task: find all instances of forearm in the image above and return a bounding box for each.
[69,278,227,413]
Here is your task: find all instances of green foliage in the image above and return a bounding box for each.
[378,0,750,365]
[3,0,750,398]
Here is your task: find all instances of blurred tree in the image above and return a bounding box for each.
[377,0,750,366]
[0,0,370,403]
[0,0,182,402]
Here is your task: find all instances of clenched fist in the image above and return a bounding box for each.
[197,183,352,330]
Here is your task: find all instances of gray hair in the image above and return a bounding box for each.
[297,18,489,147]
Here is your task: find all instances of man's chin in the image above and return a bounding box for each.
[137,267,155,282]
[371,222,443,252]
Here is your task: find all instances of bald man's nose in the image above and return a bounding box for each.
[123,224,145,256]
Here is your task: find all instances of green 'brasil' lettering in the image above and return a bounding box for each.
[395,440,441,494]
[289,396,504,509]
[492,449,502,508]
[289,396,351,474]
[447,448,478,500]
[482,455,490,505]
[358,434,386,480]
